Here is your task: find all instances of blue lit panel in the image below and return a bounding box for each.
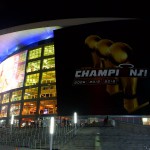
[0,26,60,63]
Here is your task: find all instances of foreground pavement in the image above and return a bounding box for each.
[100,126,150,150]
[1,125,150,150]
[0,145,43,150]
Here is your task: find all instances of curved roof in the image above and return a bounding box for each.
[0,17,129,63]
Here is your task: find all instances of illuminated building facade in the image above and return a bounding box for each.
[0,40,57,127]
[0,18,149,127]
[0,18,104,127]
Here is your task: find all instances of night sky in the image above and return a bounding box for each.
[0,1,149,30]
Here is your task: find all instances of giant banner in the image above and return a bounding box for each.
[54,19,150,115]
[0,50,27,93]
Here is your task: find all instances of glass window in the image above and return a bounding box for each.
[11,90,22,102]
[42,58,55,70]
[41,71,56,84]
[2,93,10,104]
[10,103,21,116]
[28,48,42,60]
[0,120,6,127]
[40,85,56,98]
[39,100,57,115]
[26,60,41,73]
[22,101,37,115]
[8,119,19,127]
[25,73,39,86]
[44,45,54,56]
[21,118,35,127]
[24,87,38,100]
[0,105,8,117]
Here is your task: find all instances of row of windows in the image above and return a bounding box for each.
[26,57,55,73]
[0,85,56,104]
[0,100,57,117]
[0,43,57,124]
[28,45,54,60]
[25,71,56,86]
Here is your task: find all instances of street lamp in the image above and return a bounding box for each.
[74,112,77,135]
[49,117,55,150]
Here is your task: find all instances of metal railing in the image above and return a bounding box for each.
[0,123,82,149]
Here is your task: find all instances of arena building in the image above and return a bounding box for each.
[0,18,149,127]
[0,18,113,127]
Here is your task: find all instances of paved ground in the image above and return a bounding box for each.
[1,126,150,150]
[61,127,101,150]
[100,126,150,150]
[0,145,42,150]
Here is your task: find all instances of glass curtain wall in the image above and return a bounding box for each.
[0,42,57,127]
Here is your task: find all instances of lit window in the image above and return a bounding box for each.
[28,48,42,60]
[44,45,54,56]
[10,103,21,116]
[24,87,38,99]
[2,93,10,104]
[39,100,57,115]
[42,58,55,69]
[41,71,56,84]
[25,73,39,86]
[21,118,35,127]
[40,85,56,98]
[26,60,41,73]
[0,105,8,117]
[11,90,22,102]
[22,101,37,115]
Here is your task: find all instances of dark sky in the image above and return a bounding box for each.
[0,1,149,30]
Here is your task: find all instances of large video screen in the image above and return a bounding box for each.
[0,50,27,93]
[54,19,150,115]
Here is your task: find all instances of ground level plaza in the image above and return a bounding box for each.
[0,118,150,150]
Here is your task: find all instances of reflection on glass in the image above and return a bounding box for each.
[41,71,56,84]
[39,100,57,115]
[11,90,22,102]
[24,87,38,99]
[40,85,56,98]
[42,58,55,69]
[22,101,37,115]
[26,60,41,73]
[28,48,42,60]
[44,45,54,56]
[10,103,21,116]
[2,93,10,104]
[25,73,39,86]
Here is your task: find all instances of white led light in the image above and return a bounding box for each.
[74,112,77,124]
[50,117,55,134]
[11,115,14,125]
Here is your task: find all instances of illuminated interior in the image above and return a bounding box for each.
[142,117,150,125]
[22,101,37,115]
[0,18,121,127]
[39,100,57,115]
[0,42,57,126]
[10,103,21,116]
[11,90,22,102]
